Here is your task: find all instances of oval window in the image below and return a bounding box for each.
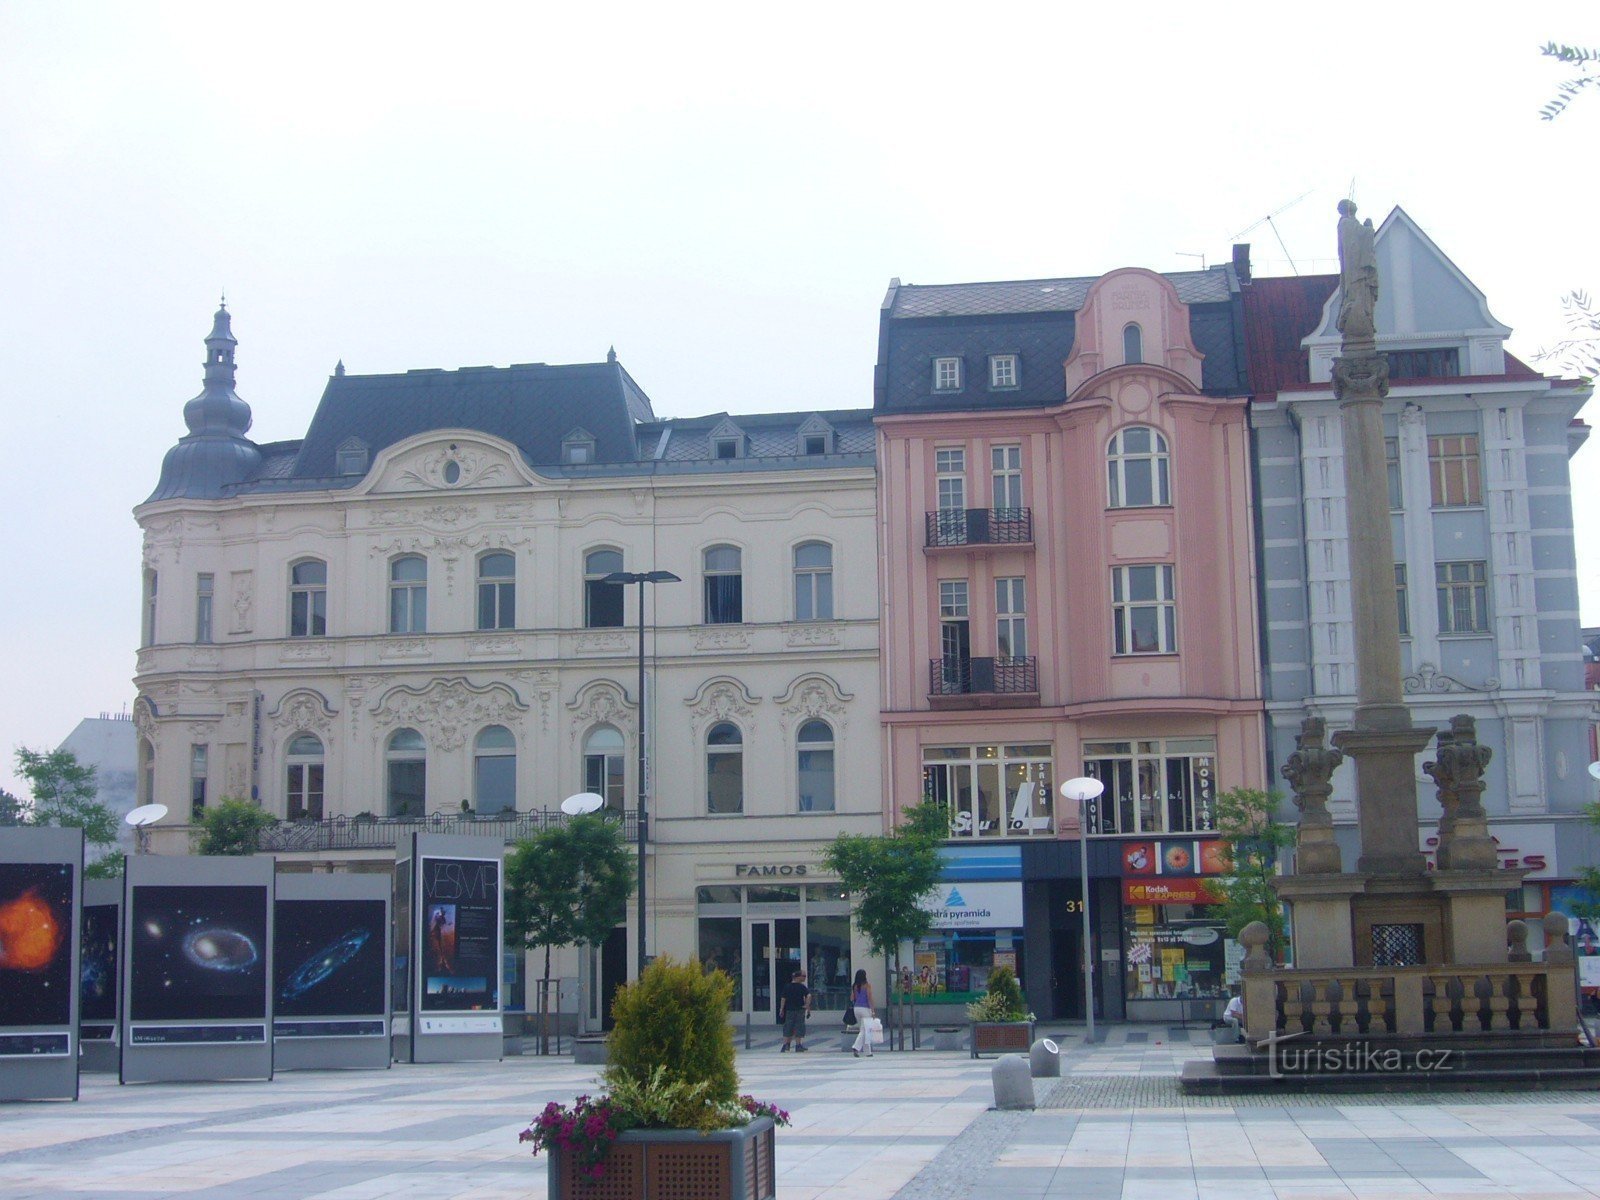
[443,460,461,484]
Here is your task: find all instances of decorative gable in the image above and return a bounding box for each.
[796,414,834,456]
[363,432,540,495]
[1063,268,1204,395]
[1305,207,1511,381]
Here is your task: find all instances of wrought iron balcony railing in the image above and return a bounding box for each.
[256,808,640,853]
[928,655,1039,697]
[925,507,1033,549]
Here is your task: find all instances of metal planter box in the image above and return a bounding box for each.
[547,1116,776,1200]
[971,1020,1035,1058]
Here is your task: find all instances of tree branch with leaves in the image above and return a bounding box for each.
[1206,787,1295,963]
[14,747,123,878]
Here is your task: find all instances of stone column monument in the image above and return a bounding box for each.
[1276,202,1520,971]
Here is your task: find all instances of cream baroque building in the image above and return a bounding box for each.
[134,306,882,1022]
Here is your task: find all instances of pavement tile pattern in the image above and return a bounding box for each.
[0,1027,1595,1199]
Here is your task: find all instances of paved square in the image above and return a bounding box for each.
[1,1029,1597,1198]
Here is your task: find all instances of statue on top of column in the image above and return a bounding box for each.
[1336,199,1379,344]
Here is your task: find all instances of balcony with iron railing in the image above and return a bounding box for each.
[251,808,642,854]
[927,655,1039,709]
[924,507,1033,550]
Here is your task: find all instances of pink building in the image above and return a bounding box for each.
[874,263,1266,1021]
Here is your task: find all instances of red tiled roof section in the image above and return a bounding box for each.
[1241,275,1336,398]
[1503,351,1542,378]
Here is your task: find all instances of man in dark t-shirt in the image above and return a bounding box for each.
[778,969,812,1052]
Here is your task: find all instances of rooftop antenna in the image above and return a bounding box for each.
[1229,188,1313,275]
[1175,252,1208,270]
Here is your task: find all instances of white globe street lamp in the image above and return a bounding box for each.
[1060,777,1105,1044]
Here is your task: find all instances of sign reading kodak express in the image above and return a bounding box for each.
[1122,878,1220,906]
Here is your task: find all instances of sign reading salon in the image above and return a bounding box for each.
[917,881,1024,930]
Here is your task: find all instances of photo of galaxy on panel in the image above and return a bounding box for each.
[274,899,384,1018]
[79,903,118,1024]
[0,862,74,1028]
[419,857,499,1012]
[129,885,268,1022]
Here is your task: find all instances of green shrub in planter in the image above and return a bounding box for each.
[965,965,1030,1022]
[604,956,737,1131]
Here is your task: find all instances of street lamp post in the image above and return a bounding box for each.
[603,569,681,978]
[1060,777,1105,1044]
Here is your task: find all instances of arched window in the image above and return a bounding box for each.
[1123,323,1143,365]
[584,726,626,813]
[286,733,325,821]
[289,559,328,637]
[1107,426,1170,508]
[704,546,743,624]
[386,728,426,818]
[138,738,155,807]
[796,719,835,813]
[478,552,515,630]
[793,542,833,621]
[474,726,516,815]
[706,722,744,814]
[389,555,427,634]
[585,549,624,628]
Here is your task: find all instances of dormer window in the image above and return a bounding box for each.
[336,439,369,476]
[1388,347,1460,379]
[989,354,1018,389]
[803,435,827,456]
[715,438,739,459]
[562,429,598,464]
[934,357,962,391]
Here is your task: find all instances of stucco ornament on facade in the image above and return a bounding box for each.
[575,632,631,656]
[1403,663,1498,695]
[132,697,158,743]
[776,675,852,732]
[566,679,633,742]
[686,678,759,732]
[369,678,527,751]
[396,445,511,491]
[270,689,337,737]
[230,571,253,633]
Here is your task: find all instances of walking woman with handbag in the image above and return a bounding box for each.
[850,968,875,1057]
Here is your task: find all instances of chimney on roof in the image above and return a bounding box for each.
[1232,244,1252,283]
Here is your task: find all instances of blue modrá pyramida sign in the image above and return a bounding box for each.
[917,881,1023,930]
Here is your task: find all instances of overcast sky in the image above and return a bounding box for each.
[2,2,1596,800]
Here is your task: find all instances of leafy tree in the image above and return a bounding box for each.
[193,797,278,855]
[0,788,25,827]
[14,747,121,875]
[822,798,946,1006]
[504,814,634,1027]
[1207,787,1295,962]
[1570,800,1600,923]
[1536,289,1600,380]
[1539,41,1600,121]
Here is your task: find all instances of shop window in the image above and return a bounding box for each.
[386,727,426,818]
[286,733,324,821]
[473,725,516,815]
[796,719,835,813]
[584,725,626,813]
[921,744,1054,838]
[1123,903,1234,1003]
[706,722,743,814]
[911,931,1023,1000]
[698,916,743,1010]
[1081,737,1216,835]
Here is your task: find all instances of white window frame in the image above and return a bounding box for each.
[1112,564,1177,655]
[793,541,834,621]
[1436,560,1489,634]
[991,445,1022,511]
[922,743,1055,838]
[934,357,962,391]
[385,727,426,818]
[706,722,745,814]
[195,573,213,644]
[796,719,836,813]
[477,552,516,631]
[388,555,427,634]
[1429,433,1482,507]
[1107,426,1171,508]
[142,569,158,647]
[286,733,325,822]
[473,725,517,816]
[996,577,1027,658]
[289,559,328,638]
[989,354,1018,388]
[1081,737,1217,835]
[189,743,208,818]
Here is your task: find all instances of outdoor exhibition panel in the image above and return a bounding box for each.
[395,833,503,1064]
[0,826,83,1101]
[79,877,121,1073]
[273,872,390,1071]
[120,854,274,1084]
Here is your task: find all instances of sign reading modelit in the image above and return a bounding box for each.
[918,881,1024,929]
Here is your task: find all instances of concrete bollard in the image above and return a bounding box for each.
[992,1054,1035,1110]
[1029,1038,1061,1077]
